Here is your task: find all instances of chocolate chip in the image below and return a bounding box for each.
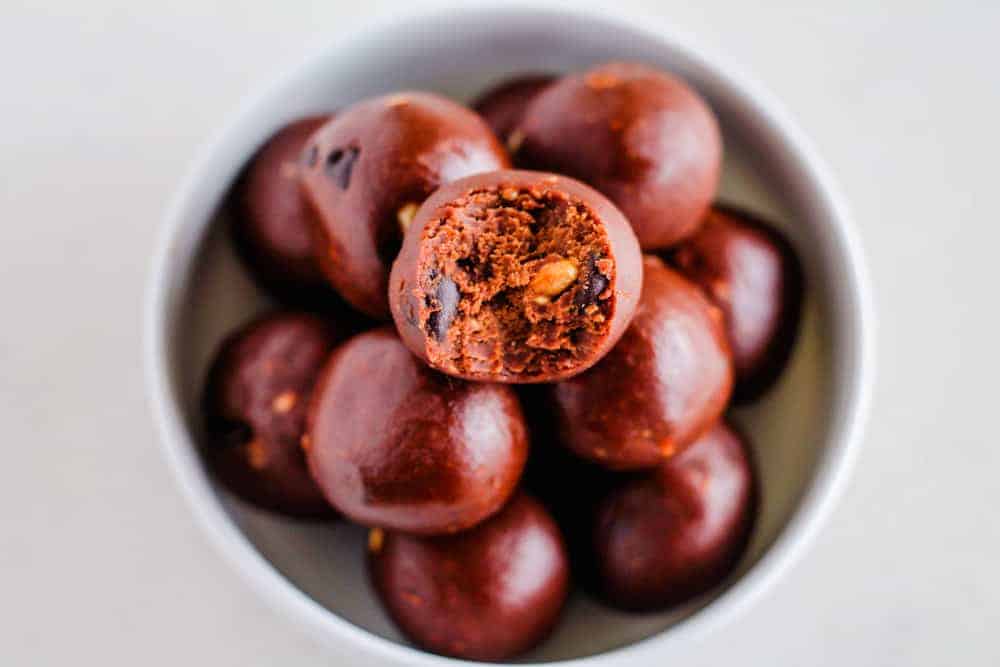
[574,255,610,307]
[303,144,319,167]
[425,275,460,341]
[325,145,360,189]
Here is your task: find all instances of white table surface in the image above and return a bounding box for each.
[2,1,997,664]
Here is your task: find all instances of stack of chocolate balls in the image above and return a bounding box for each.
[203,62,803,661]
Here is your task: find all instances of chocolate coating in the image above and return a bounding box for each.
[202,312,343,517]
[232,116,333,301]
[515,62,722,249]
[389,169,642,384]
[299,93,509,318]
[305,328,528,534]
[369,493,569,661]
[472,74,555,143]
[550,256,732,470]
[669,205,804,403]
[592,421,757,611]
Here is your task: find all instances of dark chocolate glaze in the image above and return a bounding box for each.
[668,205,804,403]
[232,116,335,300]
[368,493,569,661]
[299,93,509,319]
[550,256,732,470]
[515,62,722,249]
[305,328,528,534]
[202,312,343,517]
[389,170,642,383]
[592,421,757,612]
[472,74,555,143]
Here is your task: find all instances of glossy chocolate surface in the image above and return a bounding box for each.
[515,62,722,249]
[369,493,569,660]
[592,421,757,611]
[202,312,342,517]
[305,328,528,534]
[232,115,333,301]
[472,74,555,144]
[389,169,642,383]
[550,256,732,470]
[670,205,804,402]
[299,93,509,318]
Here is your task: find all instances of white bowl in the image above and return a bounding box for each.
[144,6,874,665]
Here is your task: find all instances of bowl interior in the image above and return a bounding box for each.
[155,8,863,664]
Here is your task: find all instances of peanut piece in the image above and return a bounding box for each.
[368,527,385,553]
[529,259,579,304]
[397,202,420,233]
[272,390,297,414]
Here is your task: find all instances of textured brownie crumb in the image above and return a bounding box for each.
[414,185,615,379]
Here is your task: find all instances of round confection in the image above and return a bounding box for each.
[202,312,343,517]
[232,115,334,301]
[299,92,509,319]
[514,62,722,249]
[305,327,528,534]
[368,493,569,661]
[389,169,642,384]
[550,255,732,470]
[592,421,757,611]
[669,205,804,403]
[471,74,555,144]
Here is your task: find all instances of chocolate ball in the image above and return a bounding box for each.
[389,169,642,384]
[472,74,555,144]
[514,62,722,249]
[669,205,804,403]
[202,312,343,517]
[305,328,528,534]
[299,93,509,319]
[592,421,757,612]
[368,493,569,661]
[232,116,333,301]
[550,256,732,470]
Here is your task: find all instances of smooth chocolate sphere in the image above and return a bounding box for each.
[299,93,509,318]
[368,493,569,661]
[472,74,555,144]
[669,205,804,403]
[232,116,333,301]
[592,421,757,611]
[389,169,642,384]
[305,328,528,534]
[515,62,722,249]
[550,256,732,470]
[202,312,343,517]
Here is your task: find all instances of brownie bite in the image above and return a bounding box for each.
[389,169,642,383]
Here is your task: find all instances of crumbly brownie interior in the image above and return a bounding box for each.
[416,185,615,379]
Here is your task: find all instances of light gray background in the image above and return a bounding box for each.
[1,1,997,665]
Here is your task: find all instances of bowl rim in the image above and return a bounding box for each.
[143,5,876,665]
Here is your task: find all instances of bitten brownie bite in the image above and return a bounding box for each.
[305,328,528,534]
[232,115,333,301]
[670,205,804,403]
[514,62,722,249]
[592,421,757,612]
[299,92,509,318]
[472,74,555,144]
[550,256,732,470]
[202,312,343,517]
[389,170,642,383]
[368,493,569,661]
